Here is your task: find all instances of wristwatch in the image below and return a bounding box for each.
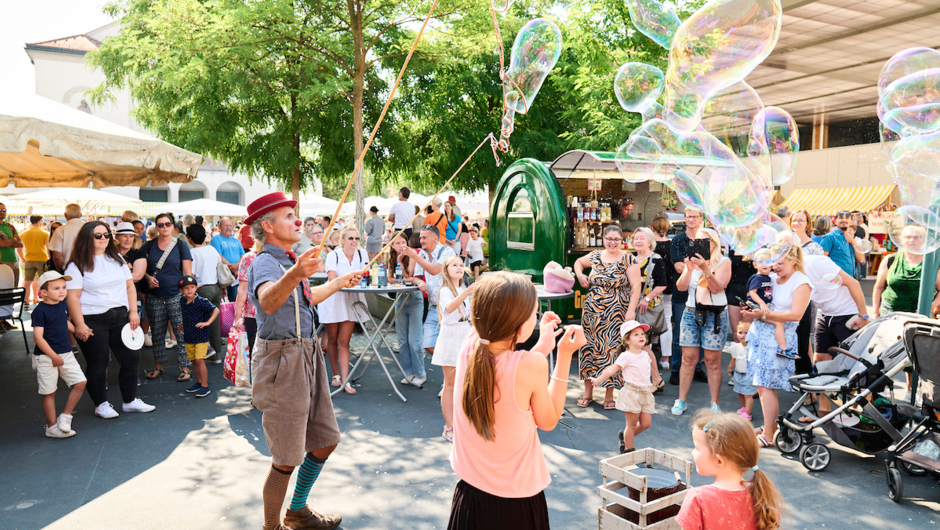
[859,314,870,321]
[644,296,651,302]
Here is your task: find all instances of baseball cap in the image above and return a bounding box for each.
[448,195,457,203]
[432,197,443,206]
[619,320,650,338]
[179,275,197,289]
[115,222,136,235]
[38,271,72,290]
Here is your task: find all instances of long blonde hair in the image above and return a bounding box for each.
[697,228,724,269]
[463,272,537,441]
[438,256,467,319]
[692,412,785,530]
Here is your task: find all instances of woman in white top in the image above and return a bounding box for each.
[321,227,369,395]
[65,221,154,419]
[673,228,731,416]
[742,244,812,446]
[432,256,476,442]
[186,224,223,360]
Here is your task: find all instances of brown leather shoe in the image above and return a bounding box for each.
[284,506,342,530]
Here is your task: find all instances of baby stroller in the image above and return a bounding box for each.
[885,320,940,502]
[774,313,926,471]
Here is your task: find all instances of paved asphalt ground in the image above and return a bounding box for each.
[2,278,939,529]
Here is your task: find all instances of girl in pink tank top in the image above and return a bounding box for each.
[447,272,585,530]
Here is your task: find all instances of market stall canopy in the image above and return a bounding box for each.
[780,185,897,217]
[299,195,341,215]
[7,188,142,218]
[165,198,246,217]
[0,94,202,188]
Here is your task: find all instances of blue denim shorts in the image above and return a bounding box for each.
[732,371,756,396]
[423,307,441,349]
[679,306,729,351]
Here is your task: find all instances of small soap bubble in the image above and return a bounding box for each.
[854,238,873,254]
[819,273,843,290]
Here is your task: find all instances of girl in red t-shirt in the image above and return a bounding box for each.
[677,413,785,530]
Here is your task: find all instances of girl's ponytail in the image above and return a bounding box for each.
[750,469,783,530]
[462,337,498,441]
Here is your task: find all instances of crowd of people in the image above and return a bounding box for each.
[12,191,915,530]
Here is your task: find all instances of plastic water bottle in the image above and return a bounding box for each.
[360,272,369,289]
[395,263,403,284]
[378,265,387,287]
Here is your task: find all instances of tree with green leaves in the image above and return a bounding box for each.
[89,0,460,226]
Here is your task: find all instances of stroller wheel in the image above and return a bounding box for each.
[800,443,831,472]
[900,460,928,476]
[887,465,903,502]
[775,427,803,455]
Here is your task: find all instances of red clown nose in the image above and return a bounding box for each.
[295,219,303,227]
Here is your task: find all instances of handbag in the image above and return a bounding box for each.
[138,238,180,294]
[219,302,236,337]
[217,257,235,288]
[635,254,667,335]
[695,270,728,335]
[224,325,251,387]
[543,261,575,293]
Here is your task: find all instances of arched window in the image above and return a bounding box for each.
[179,181,207,202]
[140,186,169,202]
[216,181,244,205]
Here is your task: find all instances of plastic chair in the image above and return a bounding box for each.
[0,288,28,351]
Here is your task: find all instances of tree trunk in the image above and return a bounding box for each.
[351,0,366,238]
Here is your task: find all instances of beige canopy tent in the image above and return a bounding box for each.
[0,94,201,188]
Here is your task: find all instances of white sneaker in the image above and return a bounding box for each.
[144,334,153,347]
[94,401,119,419]
[165,339,177,348]
[206,353,222,364]
[400,374,414,385]
[45,424,75,438]
[660,360,670,370]
[122,398,155,413]
[411,375,427,387]
[56,413,73,433]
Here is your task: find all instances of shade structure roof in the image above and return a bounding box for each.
[779,184,896,216]
[165,198,246,217]
[0,94,202,188]
[752,0,940,127]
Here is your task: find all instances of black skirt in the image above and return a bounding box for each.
[448,480,550,530]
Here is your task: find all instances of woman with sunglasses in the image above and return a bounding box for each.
[319,227,369,395]
[65,222,154,419]
[134,213,194,382]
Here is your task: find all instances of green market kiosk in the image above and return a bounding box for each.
[489,150,673,323]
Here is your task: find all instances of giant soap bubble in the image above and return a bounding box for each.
[626,0,681,49]
[614,62,665,113]
[747,106,800,187]
[662,0,782,132]
[503,18,563,114]
[888,206,940,256]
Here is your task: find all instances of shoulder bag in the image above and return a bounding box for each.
[217,252,235,288]
[695,265,728,335]
[139,238,180,294]
[636,254,667,336]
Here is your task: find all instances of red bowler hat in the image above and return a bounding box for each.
[244,192,298,225]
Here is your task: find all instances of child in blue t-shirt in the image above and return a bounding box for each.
[747,253,790,356]
[178,276,219,398]
[31,271,87,438]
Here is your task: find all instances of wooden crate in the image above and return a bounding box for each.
[597,448,694,530]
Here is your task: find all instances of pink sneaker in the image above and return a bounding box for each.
[737,407,746,414]
[738,410,752,420]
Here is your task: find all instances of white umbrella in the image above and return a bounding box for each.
[299,195,341,214]
[166,198,246,217]
[8,188,142,217]
[0,94,201,188]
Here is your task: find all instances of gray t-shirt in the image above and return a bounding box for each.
[248,244,314,340]
[364,215,385,252]
[414,243,456,306]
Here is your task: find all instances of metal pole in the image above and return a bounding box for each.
[917,249,940,317]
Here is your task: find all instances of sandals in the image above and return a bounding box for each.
[757,434,773,448]
[177,370,192,382]
[442,426,454,443]
[604,401,617,410]
[145,368,164,380]
[331,375,342,388]
[343,382,357,395]
[577,397,593,408]
[652,380,665,395]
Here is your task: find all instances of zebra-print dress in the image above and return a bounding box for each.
[579,250,636,388]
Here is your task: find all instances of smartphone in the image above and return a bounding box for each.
[691,238,711,261]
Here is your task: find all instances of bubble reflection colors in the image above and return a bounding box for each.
[627,0,681,49]
[503,18,563,115]
[663,0,783,132]
[880,68,940,137]
[614,62,665,114]
[819,273,843,290]
[700,81,764,160]
[714,211,788,256]
[887,205,940,256]
[854,238,873,254]
[747,106,799,187]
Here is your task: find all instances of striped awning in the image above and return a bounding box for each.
[780,185,895,217]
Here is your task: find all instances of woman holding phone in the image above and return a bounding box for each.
[672,228,731,416]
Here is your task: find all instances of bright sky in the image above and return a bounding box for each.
[0,0,114,101]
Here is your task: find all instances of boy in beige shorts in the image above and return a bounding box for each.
[31,271,87,438]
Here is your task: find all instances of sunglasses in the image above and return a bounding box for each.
[836,212,850,218]
[347,237,360,241]
[93,232,113,240]
[0,209,6,213]
[156,222,173,228]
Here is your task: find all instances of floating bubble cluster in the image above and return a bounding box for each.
[616,0,799,265]
[879,49,940,255]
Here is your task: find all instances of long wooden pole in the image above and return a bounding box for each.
[360,133,495,273]
[318,0,440,247]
